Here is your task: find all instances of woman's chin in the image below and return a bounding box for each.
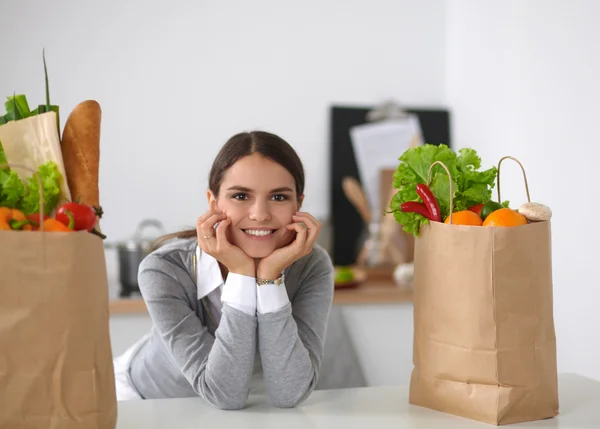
[238,243,275,259]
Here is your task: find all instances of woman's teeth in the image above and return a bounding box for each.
[244,229,274,237]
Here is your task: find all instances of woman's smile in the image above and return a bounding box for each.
[241,227,277,240]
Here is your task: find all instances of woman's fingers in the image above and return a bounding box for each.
[286,222,308,250]
[196,211,215,227]
[292,212,321,247]
[215,218,231,245]
[293,212,320,229]
[196,202,224,231]
[198,213,225,242]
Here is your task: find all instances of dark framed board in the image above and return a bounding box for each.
[329,105,451,266]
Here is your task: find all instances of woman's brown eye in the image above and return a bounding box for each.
[272,194,287,202]
[232,193,248,200]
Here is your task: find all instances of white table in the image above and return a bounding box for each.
[116,374,600,428]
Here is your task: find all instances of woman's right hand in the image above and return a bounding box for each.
[196,201,256,277]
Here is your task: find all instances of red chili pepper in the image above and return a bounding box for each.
[416,184,442,222]
[401,202,433,220]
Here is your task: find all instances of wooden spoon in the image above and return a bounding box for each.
[342,176,372,224]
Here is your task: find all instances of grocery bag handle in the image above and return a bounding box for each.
[496,156,531,204]
[0,163,45,232]
[427,161,454,224]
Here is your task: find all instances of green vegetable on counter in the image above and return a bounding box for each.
[389,144,498,236]
[335,266,355,283]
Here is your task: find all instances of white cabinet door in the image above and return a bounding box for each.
[109,313,153,357]
[341,304,414,386]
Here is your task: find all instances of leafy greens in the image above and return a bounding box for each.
[389,144,499,236]
[0,50,64,216]
[0,141,62,215]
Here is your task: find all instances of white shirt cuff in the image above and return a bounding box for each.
[257,281,290,314]
[221,273,257,316]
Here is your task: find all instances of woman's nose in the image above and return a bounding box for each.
[248,201,271,222]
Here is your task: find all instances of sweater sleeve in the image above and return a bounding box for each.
[138,254,257,410]
[256,247,335,408]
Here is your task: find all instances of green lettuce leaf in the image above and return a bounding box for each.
[0,142,25,208]
[389,170,429,236]
[1,170,27,208]
[21,161,62,215]
[429,171,457,216]
[394,143,457,187]
[0,141,62,214]
[0,139,7,167]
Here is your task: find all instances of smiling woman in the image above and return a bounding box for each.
[112,131,334,410]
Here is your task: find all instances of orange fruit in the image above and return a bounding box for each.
[482,208,528,227]
[444,210,483,226]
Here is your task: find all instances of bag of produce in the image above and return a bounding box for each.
[0,65,116,428]
[390,144,558,425]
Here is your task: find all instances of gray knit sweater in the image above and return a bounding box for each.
[128,237,334,409]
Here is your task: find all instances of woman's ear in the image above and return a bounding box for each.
[207,190,216,205]
[298,194,305,210]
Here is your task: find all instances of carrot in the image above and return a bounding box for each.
[60,100,102,215]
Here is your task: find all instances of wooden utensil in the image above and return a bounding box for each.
[342,176,372,224]
[341,176,374,267]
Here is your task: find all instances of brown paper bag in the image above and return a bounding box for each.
[409,158,558,425]
[0,228,117,426]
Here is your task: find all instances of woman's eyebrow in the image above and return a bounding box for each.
[226,186,294,193]
[270,187,294,193]
[227,186,253,192]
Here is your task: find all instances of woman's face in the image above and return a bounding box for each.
[208,153,303,259]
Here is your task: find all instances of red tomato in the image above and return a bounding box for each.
[56,202,97,231]
[468,203,484,216]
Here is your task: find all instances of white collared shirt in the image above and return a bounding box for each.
[195,246,290,321]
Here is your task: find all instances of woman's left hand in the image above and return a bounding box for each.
[256,212,321,280]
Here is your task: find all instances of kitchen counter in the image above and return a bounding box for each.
[116,373,600,429]
[109,267,412,315]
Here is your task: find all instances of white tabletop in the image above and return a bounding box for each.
[116,373,600,428]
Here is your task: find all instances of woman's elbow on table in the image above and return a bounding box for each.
[211,398,248,411]
[194,380,250,410]
[270,393,310,409]
[202,392,249,410]
[269,384,315,409]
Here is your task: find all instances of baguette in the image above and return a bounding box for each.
[60,100,102,214]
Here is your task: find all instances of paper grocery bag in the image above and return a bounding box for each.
[409,159,559,425]
[0,231,117,429]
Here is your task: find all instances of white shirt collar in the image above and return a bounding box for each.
[195,245,224,300]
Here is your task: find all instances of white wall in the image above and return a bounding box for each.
[445,0,600,380]
[1,0,446,245]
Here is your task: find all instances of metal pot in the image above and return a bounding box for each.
[105,219,166,298]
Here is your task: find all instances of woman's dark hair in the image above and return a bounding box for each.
[151,130,305,251]
[209,130,305,198]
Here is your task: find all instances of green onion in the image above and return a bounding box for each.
[0,49,60,134]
